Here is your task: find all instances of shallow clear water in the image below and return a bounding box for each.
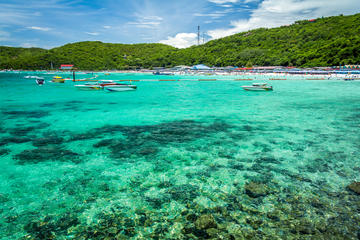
[1,72,359,239]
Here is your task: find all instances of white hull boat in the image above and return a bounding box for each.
[242,83,273,91]
[75,83,102,90]
[35,77,45,85]
[104,85,137,92]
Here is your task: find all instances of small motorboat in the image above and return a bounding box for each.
[104,84,137,92]
[98,80,137,91]
[35,77,45,85]
[96,80,118,87]
[242,83,273,91]
[153,71,174,75]
[52,76,65,83]
[74,83,103,90]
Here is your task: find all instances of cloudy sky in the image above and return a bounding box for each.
[0,0,359,49]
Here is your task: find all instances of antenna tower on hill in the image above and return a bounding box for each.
[197,26,200,45]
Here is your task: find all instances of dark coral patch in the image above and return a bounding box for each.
[0,136,32,146]
[0,148,10,156]
[167,184,199,203]
[9,126,37,136]
[89,120,232,160]
[14,147,81,164]
[32,136,64,147]
[2,110,49,119]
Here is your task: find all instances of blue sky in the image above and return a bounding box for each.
[0,0,359,49]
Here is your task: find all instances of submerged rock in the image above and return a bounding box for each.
[244,181,270,198]
[347,182,360,194]
[167,184,199,202]
[0,193,9,203]
[93,138,116,148]
[0,148,10,156]
[195,214,217,230]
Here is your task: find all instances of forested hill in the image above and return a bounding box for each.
[0,42,176,70]
[1,13,360,70]
[176,13,360,67]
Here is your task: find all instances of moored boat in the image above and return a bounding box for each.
[74,83,103,90]
[242,83,273,91]
[96,80,118,87]
[153,71,174,75]
[25,75,39,79]
[52,76,65,83]
[104,85,137,92]
[35,77,45,85]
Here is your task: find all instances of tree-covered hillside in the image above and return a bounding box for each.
[0,46,47,69]
[0,42,176,70]
[1,13,360,70]
[172,13,360,67]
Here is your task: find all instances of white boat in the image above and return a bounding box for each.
[35,77,45,85]
[74,83,103,90]
[75,80,137,91]
[104,85,137,92]
[242,83,273,91]
[25,75,39,79]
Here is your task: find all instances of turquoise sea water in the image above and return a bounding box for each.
[0,72,359,239]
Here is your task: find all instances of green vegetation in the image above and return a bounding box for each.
[1,13,360,70]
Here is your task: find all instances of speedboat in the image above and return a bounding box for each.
[98,80,137,90]
[52,76,65,83]
[153,71,174,75]
[242,83,273,91]
[35,77,45,85]
[97,80,119,87]
[104,85,137,92]
[74,83,103,90]
[75,80,137,91]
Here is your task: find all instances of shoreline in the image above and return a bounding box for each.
[1,70,359,81]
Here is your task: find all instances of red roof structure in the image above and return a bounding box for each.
[60,64,74,70]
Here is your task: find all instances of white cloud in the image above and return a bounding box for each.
[21,42,39,48]
[208,0,360,40]
[194,12,226,18]
[243,0,260,3]
[159,33,198,48]
[208,0,238,4]
[128,15,163,29]
[142,16,163,21]
[103,25,111,29]
[85,32,99,36]
[194,9,233,18]
[27,26,51,31]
